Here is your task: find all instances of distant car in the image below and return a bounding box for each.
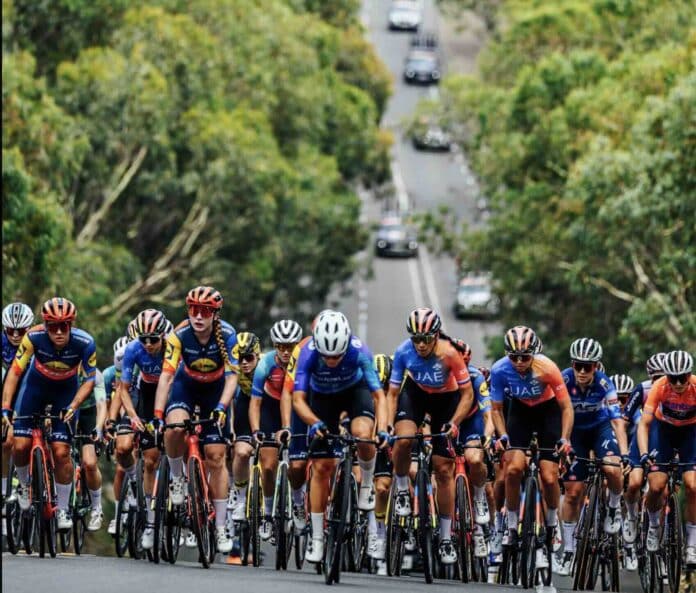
[388,0,423,31]
[375,217,419,257]
[411,121,451,151]
[453,273,500,318]
[403,50,441,84]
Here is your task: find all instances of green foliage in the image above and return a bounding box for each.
[435,1,695,372]
[2,0,391,365]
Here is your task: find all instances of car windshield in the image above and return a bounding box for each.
[392,1,419,11]
[458,283,489,294]
[380,224,406,233]
[407,58,436,68]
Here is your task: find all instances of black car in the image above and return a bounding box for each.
[374,217,419,257]
[403,50,441,84]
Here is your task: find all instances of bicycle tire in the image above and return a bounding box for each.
[239,520,251,566]
[455,475,474,583]
[665,492,682,593]
[127,458,146,560]
[324,459,350,585]
[415,468,434,584]
[585,486,605,590]
[345,476,365,573]
[637,505,654,593]
[73,477,89,555]
[249,464,262,567]
[188,457,212,568]
[152,456,169,564]
[519,475,538,589]
[274,463,292,570]
[114,474,130,557]
[609,533,621,592]
[573,481,599,590]
[59,527,71,553]
[31,448,48,558]
[385,481,404,577]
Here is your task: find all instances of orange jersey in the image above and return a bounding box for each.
[643,375,696,426]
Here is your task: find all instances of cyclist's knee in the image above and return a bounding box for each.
[115,438,133,459]
[313,459,334,479]
[539,465,558,489]
[52,445,71,467]
[505,462,524,481]
[562,483,582,508]
[13,437,31,458]
[143,456,158,475]
[464,448,483,466]
[647,472,667,493]
[204,448,226,470]
[375,477,391,498]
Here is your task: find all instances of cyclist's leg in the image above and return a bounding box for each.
[2,425,13,499]
[559,430,589,564]
[393,378,424,508]
[163,380,192,505]
[371,451,391,558]
[538,399,563,531]
[288,410,308,524]
[259,393,281,519]
[348,383,376,511]
[594,421,623,532]
[115,417,137,488]
[675,424,696,561]
[624,432,643,540]
[645,420,669,550]
[461,411,488,523]
[503,398,535,532]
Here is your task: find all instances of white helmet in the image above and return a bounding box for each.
[2,303,34,329]
[270,319,303,344]
[313,310,351,357]
[569,338,603,362]
[610,374,634,395]
[662,350,693,376]
[113,336,129,354]
[645,352,666,377]
[163,319,174,338]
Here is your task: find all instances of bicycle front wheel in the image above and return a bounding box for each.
[664,492,682,593]
[249,464,262,567]
[188,457,212,568]
[574,481,599,590]
[415,468,434,584]
[324,459,350,585]
[274,463,292,570]
[455,474,474,583]
[114,475,130,557]
[385,481,405,577]
[518,476,537,589]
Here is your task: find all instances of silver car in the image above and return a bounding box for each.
[388,0,422,31]
[453,274,500,318]
[375,216,419,257]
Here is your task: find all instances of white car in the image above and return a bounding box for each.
[453,273,500,319]
[388,0,422,31]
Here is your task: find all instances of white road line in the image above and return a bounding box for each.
[357,284,368,340]
[408,257,426,306]
[391,160,410,212]
[419,246,443,313]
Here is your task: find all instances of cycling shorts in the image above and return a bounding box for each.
[458,410,484,445]
[135,381,157,420]
[13,368,76,443]
[647,420,696,473]
[563,420,619,482]
[395,376,459,458]
[165,373,230,446]
[375,448,393,478]
[117,415,158,451]
[259,391,282,437]
[506,397,561,462]
[288,410,308,462]
[233,393,252,444]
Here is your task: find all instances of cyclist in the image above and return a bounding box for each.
[555,338,627,575]
[2,303,34,530]
[489,325,574,569]
[227,332,261,527]
[250,319,302,540]
[1,298,97,530]
[387,308,475,565]
[292,310,387,563]
[622,352,665,546]
[110,309,168,550]
[153,286,238,553]
[637,350,695,564]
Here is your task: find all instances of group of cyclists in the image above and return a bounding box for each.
[1,289,694,587]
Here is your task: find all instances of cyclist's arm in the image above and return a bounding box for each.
[154,370,174,418]
[218,372,238,410]
[70,378,95,412]
[249,395,261,433]
[280,381,293,429]
[96,398,107,432]
[292,390,320,426]
[108,384,123,422]
[386,383,400,427]
[371,388,388,433]
[636,411,652,456]
[1,370,19,410]
[116,380,138,419]
[482,408,495,439]
[491,401,507,438]
[557,394,574,442]
[451,381,474,426]
[611,417,628,456]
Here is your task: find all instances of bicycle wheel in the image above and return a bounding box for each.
[345,476,365,573]
[519,476,538,589]
[665,492,682,593]
[188,457,212,568]
[114,474,130,557]
[274,463,292,570]
[32,448,49,558]
[385,481,405,577]
[415,468,434,584]
[324,458,350,585]
[455,475,474,583]
[5,461,22,555]
[152,456,169,564]
[249,464,262,567]
[585,487,605,590]
[573,481,599,590]
[73,474,89,555]
[637,505,654,593]
[609,533,621,592]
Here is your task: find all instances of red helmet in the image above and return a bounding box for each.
[135,309,167,336]
[406,308,441,335]
[186,286,223,310]
[41,297,77,323]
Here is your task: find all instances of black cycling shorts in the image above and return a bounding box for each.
[233,392,252,443]
[506,397,561,462]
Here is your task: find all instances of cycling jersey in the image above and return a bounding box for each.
[121,340,164,385]
[284,336,311,393]
[390,338,470,394]
[12,325,96,382]
[114,343,127,378]
[623,379,651,425]
[79,368,107,410]
[251,351,287,400]
[163,320,238,382]
[644,375,696,426]
[562,368,621,429]
[294,336,380,395]
[103,365,117,400]
[286,337,311,462]
[469,364,491,415]
[2,332,18,368]
[489,354,568,407]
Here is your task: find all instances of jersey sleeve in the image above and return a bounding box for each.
[489,365,506,404]
[359,351,382,393]
[390,347,406,386]
[163,332,182,374]
[600,374,621,420]
[623,384,643,422]
[121,343,137,385]
[92,369,107,404]
[544,361,569,402]
[251,354,271,398]
[80,338,97,382]
[642,380,663,417]
[446,349,471,387]
[293,345,314,393]
[224,331,238,376]
[11,334,34,376]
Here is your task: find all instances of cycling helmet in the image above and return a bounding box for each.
[374,354,393,390]
[312,309,332,332]
[596,361,605,373]
[503,326,538,354]
[645,352,666,378]
[406,308,441,335]
[186,286,223,309]
[569,338,603,362]
[535,337,544,354]
[452,339,472,364]
[236,332,261,357]
[126,318,138,341]
[135,309,167,336]
[163,319,174,337]
[610,374,634,395]
[313,310,351,356]
[2,303,34,329]
[113,336,129,354]
[41,297,77,323]
[270,319,303,344]
[662,350,693,376]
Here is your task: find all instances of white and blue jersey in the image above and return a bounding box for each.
[2,332,19,368]
[294,336,381,395]
[562,368,621,430]
[121,340,164,385]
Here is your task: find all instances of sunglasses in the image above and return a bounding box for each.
[322,354,343,361]
[188,305,216,319]
[411,334,435,345]
[274,343,296,352]
[5,328,27,338]
[138,335,161,345]
[572,361,596,373]
[46,321,71,334]
[508,353,533,363]
[240,354,257,363]
[667,373,691,385]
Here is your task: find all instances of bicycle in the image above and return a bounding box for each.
[387,431,449,584]
[271,436,294,570]
[570,455,622,592]
[11,407,64,558]
[3,453,22,554]
[496,433,558,589]
[637,450,692,593]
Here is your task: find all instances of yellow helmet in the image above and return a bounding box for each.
[373,353,393,390]
[235,332,261,358]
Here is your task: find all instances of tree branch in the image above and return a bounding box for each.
[557,261,636,303]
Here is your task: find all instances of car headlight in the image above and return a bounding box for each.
[408,241,418,250]
[431,70,440,79]
[377,240,387,249]
[405,70,415,78]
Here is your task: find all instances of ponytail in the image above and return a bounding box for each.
[439,330,468,354]
[214,317,231,370]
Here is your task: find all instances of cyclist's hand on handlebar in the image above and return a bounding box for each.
[639,453,655,472]
[442,422,459,440]
[308,420,328,440]
[253,430,265,445]
[620,454,631,475]
[210,404,227,428]
[90,427,103,442]
[149,417,165,435]
[104,419,117,440]
[276,427,291,444]
[495,434,509,453]
[555,438,573,457]
[376,430,391,449]
[60,406,76,423]
[130,415,146,433]
[1,408,13,427]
